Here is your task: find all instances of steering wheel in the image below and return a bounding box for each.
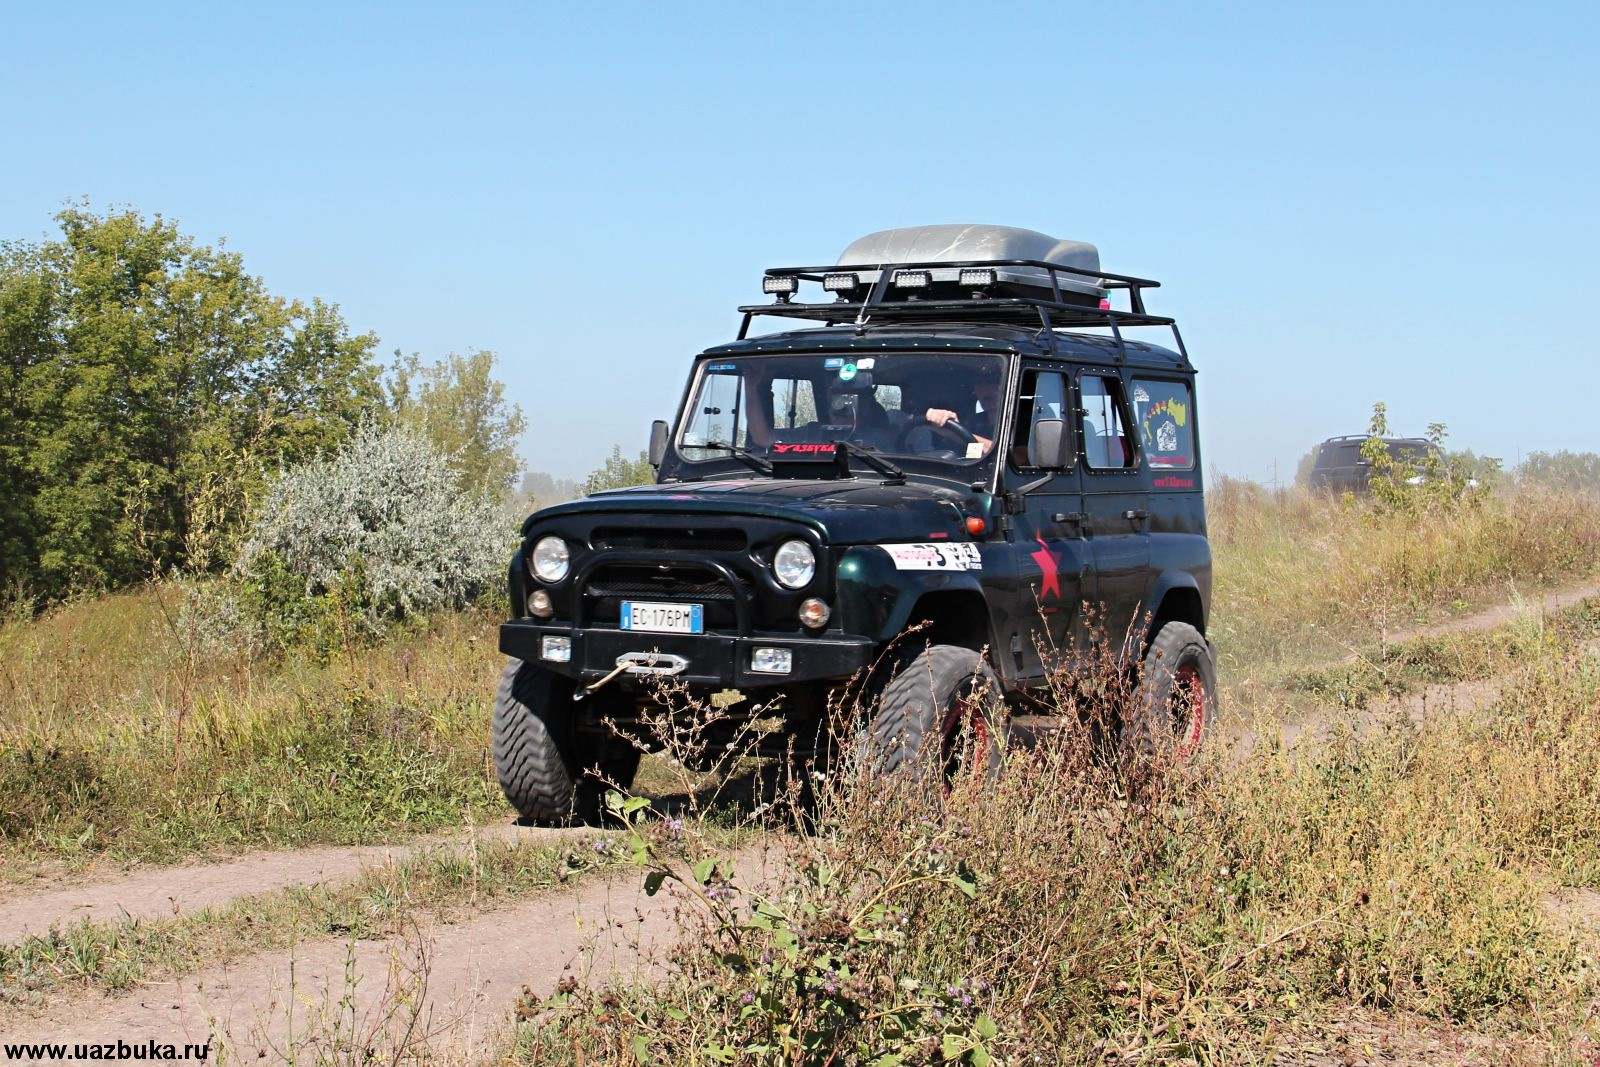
[939,418,978,446]
[897,413,979,453]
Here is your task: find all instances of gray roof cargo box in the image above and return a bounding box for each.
[836,224,1105,301]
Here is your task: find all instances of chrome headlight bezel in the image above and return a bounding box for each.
[773,539,816,590]
[530,535,570,583]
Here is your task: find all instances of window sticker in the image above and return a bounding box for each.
[856,358,875,369]
[881,542,982,571]
[823,357,844,369]
[1132,379,1194,471]
[838,362,858,381]
[708,363,736,371]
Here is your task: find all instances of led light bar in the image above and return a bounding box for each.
[892,270,931,289]
[762,275,799,296]
[823,272,859,292]
[958,268,997,289]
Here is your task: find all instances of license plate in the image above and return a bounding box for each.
[620,601,704,635]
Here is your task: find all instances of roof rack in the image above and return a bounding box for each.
[735,257,1185,362]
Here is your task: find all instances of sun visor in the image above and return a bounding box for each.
[836,224,1105,301]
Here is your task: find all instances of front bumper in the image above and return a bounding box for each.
[499,620,875,688]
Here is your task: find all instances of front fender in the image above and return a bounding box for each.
[835,545,987,644]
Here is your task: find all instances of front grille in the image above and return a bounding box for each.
[592,527,748,552]
[588,564,736,602]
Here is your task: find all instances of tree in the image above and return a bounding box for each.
[1293,446,1318,487]
[388,349,527,497]
[582,445,654,495]
[519,469,581,510]
[0,204,383,599]
[1515,450,1600,493]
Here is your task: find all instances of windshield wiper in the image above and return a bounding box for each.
[701,441,774,475]
[832,440,906,483]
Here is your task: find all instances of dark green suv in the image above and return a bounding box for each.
[494,225,1216,823]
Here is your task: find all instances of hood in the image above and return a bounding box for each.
[530,478,989,545]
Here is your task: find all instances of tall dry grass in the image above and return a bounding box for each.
[0,586,507,866]
[1208,480,1600,681]
[514,634,1600,1064]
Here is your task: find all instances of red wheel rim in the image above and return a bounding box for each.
[1173,662,1206,760]
[941,677,995,784]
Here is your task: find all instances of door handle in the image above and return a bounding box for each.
[1051,512,1085,524]
[1122,509,1148,520]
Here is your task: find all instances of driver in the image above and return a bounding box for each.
[917,375,998,457]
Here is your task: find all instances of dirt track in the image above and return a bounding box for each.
[4,847,779,1064]
[0,826,536,944]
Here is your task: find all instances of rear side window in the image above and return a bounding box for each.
[1130,379,1195,470]
[1080,374,1137,470]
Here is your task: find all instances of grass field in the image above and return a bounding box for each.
[3,483,1600,1062]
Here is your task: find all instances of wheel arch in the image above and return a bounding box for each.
[903,588,994,653]
[1144,575,1207,644]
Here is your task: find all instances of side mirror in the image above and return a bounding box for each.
[1028,418,1071,468]
[648,420,669,468]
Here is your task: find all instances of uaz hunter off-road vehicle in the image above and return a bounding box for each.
[495,225,1215,824]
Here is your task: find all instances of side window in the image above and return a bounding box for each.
[1130,378,1195,470]
[681,371,748,456]
[770,378,818,429]
[1079,374,1137,470]
[1008,369,1070,468]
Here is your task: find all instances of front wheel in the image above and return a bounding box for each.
[867,644,1005,785]
[492,659,640,826]
[1122,622,1217,767]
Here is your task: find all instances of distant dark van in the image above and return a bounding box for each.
[1306,435,1435,494]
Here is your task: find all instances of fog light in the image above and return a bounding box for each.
[541,635,571,663]
[751,647,792,674]
[529,589,553,617]
[798,598,830,629]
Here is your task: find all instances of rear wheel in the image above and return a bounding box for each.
[1122,622,1216,766]
[493,659,640,826]
[868,644,1005,785]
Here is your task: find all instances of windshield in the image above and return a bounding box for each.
[677,353,1006,471]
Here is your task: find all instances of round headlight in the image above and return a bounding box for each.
[773,539,816,590]
[530,535,570,583]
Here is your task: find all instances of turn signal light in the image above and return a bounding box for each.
[798,598,831,629]
[965,516,987,536]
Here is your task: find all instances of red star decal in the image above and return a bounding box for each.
[1031,534,1061,601]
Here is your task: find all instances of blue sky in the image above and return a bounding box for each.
[5,2,1596,484]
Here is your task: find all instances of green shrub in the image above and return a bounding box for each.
[230,424,509,650]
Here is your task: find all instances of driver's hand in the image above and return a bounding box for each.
[924,407,960,427]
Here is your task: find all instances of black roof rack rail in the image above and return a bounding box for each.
[735,257,1186,364]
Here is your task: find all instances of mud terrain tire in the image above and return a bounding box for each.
[1122,622,1216,767]
[868,644,1004,783]
[493,659,639,826]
